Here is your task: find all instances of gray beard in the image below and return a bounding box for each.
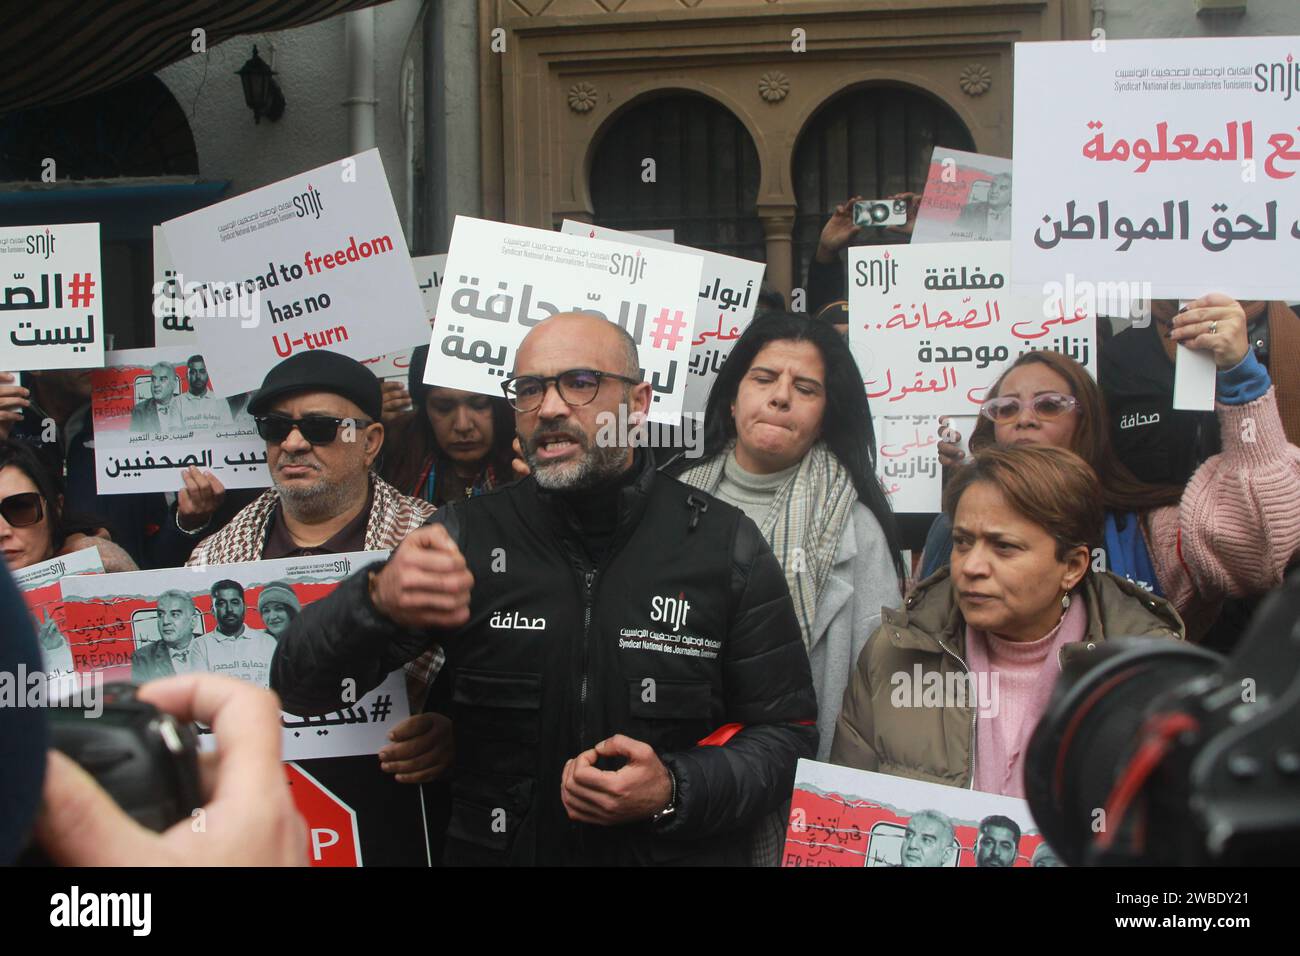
[276,472,367,522]
[528,441,629,492]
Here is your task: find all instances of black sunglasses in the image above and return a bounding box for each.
[501,368,640,412]
[254,414,374,445]
[0,491,44,528]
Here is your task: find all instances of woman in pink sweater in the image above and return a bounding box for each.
[920,294,1300,637]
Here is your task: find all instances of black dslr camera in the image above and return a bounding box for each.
[19,682,203,863]
[1026,574,1300,865]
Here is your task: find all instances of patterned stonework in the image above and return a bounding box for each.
[567,81,598,112]
[959,63,993,96]
[758,70,789,103]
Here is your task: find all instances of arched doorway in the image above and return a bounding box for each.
[0,74,198,180]
[0,74,216,348]
[589,92,764,262]
[792,84,975,277]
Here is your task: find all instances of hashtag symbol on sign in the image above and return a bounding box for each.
[648,307,686,350]
[370,694,393,722]
[67,273,96,308]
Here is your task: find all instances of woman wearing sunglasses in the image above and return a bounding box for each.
[0,439,137,573]
[919,293,1300,633]
[381,345,516,506]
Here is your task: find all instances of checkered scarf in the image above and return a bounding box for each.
[186,473,441,703]
[675,440,855,650]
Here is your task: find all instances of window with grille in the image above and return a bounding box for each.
[589,93,764,262]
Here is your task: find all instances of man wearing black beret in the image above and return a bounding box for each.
[184,349,453,785]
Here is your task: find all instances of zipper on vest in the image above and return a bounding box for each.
[937,639,978,790]
[579,568,596,747]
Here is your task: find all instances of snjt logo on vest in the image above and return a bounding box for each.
[619,592,721,660]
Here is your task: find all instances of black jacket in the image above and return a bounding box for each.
[272,451,818,865]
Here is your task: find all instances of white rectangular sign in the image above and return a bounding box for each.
[152,225,193,346]
[429,217,703,421]
[12,547,104,592]
[561,221,765,417]
[361,253,446,383]
[912,147,1013,244]
[1012,36,1300,300]
[849,241,1096,416]
[162,149,428,394]
[875,416,943,513]
[783,759,1053,867]
[57,551,409,762]
[90,347,269,494]
[0,223,104,370]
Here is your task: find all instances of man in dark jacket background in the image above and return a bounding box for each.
[273,312,818,865]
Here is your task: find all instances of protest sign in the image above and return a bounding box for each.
[15,548,104,681]
[0,223,103,370]
[875,416,942,513]
[152,226,194,346]
[161,149,427,394]
[561,220,765,417]
[288,756,432,867]
[782,759,1057,867]
[849,241,1095,416]
[56,551,409,761]
[90,347,269,495]
[428,216,703,422]
[1012,36,1300,302]
[361,252,446,384]
[874,414,976,513]
[912,147,1013,243]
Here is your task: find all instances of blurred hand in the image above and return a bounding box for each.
[816,196,864,263]
[1170,293,1250,370]
[379,712,454,784]
[937,415,966,469]
[560,734,672,826]
[0,372,30,440]
[369,523,473,630]
[885,191,923,238]
[511,435,531,478]
[381,380,412,422]
[34,674,308,866]
[178,467,226,531]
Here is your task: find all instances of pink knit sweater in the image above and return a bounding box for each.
[965,597,1087,798]
[1145,387,1300,621]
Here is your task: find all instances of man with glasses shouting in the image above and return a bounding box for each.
[273,312,818,866]
[184,350,452,785]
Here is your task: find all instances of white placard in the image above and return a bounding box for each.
[849,242,1096,416]
[12,547,104,591]
[875,416,943,513]
[0,223,104,370]
[57,551,408,761]
[429,216,704,422]
[361,253,446,384]
[913,148,1013,244]
[90,347,269,494]
[561,221,766,416]
[1012,37,1300,301]
[783,759,1053,867]
[152,226,194,345]
[161,149,427,394]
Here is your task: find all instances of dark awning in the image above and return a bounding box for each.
[0,0,396,115]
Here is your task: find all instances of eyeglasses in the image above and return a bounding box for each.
[979,392,1081,424]
[254,414,374,445]
[0,491,44,528]
[501,368,640,413]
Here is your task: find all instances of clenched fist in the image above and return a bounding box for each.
[368,522,474,630]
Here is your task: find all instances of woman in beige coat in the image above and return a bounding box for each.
[831,445,1184,797]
